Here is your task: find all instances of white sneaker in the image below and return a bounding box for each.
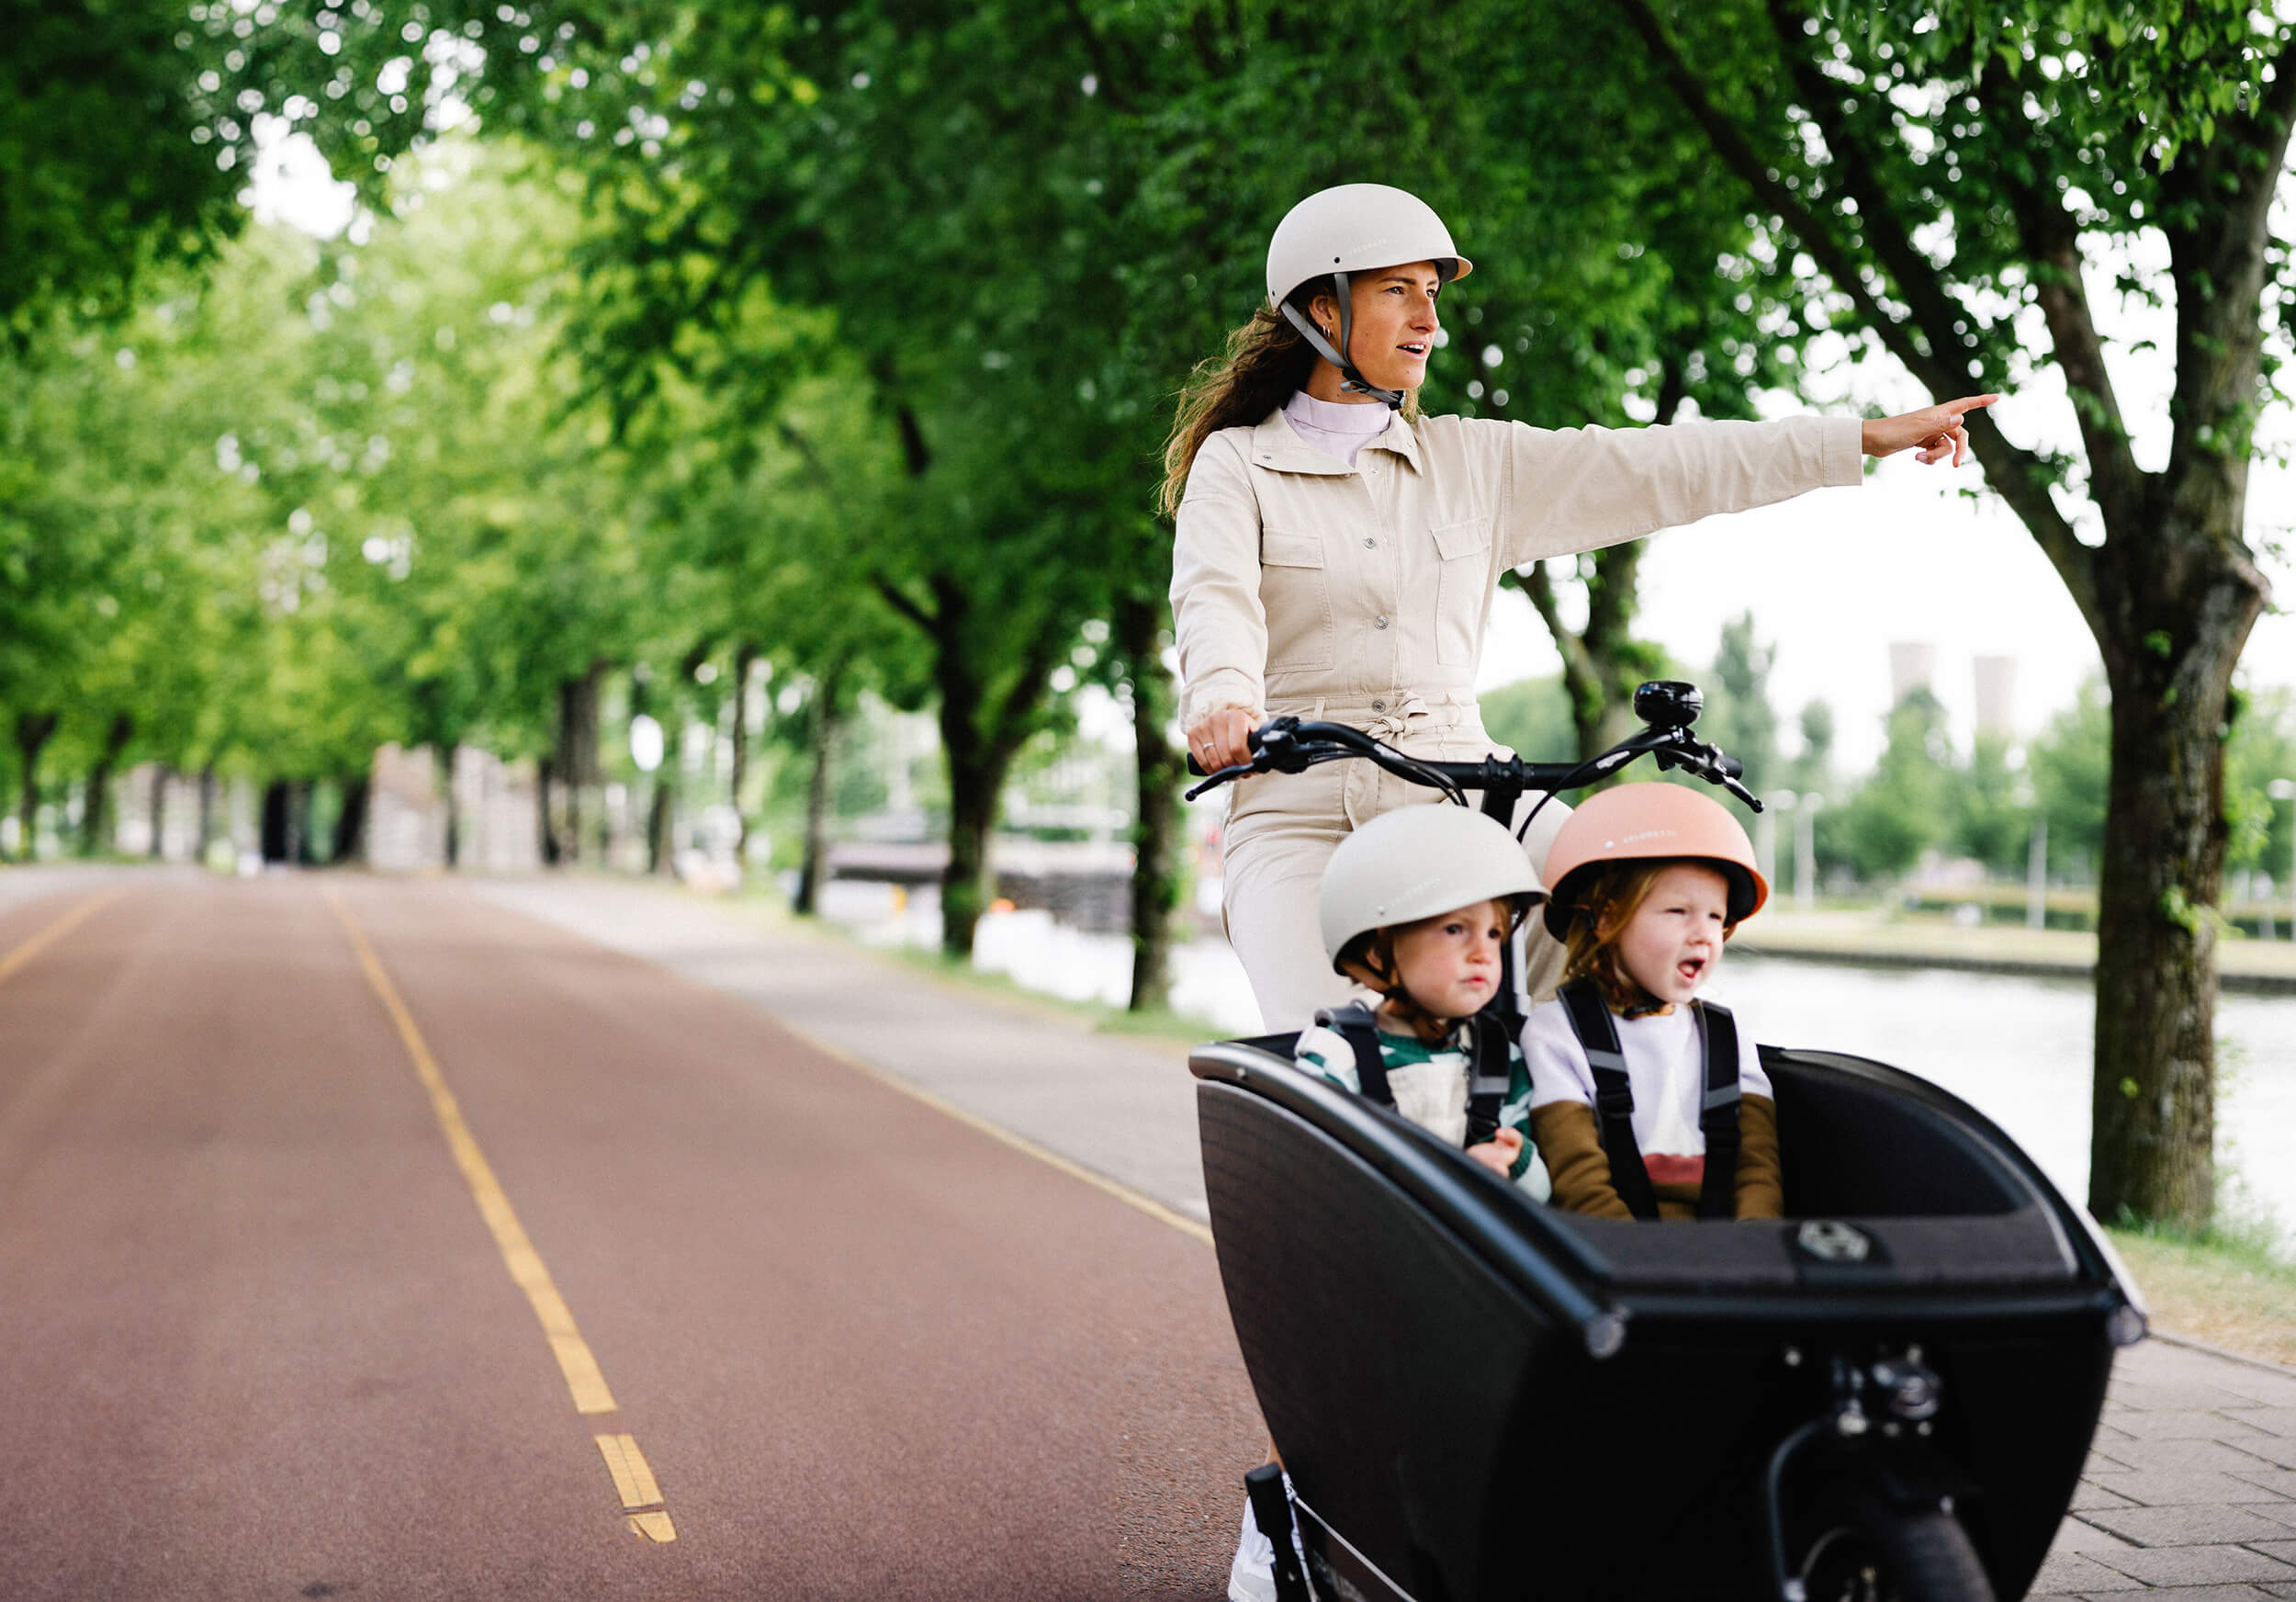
[1226,1478,1307,1602]
[1227,1493,1278,1602]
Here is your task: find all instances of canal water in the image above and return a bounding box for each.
[821,881,2296,1251]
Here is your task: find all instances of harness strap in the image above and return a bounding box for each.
[1278,279,1406,409]
[1694,1000,1742,1221]
[1313,1002,1392,1109]
[1463,1011,1512,1148]
[1557,979,1661,1222]
[1317,1002,1511,1156]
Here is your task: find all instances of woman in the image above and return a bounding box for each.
[1165,182,1990,1034]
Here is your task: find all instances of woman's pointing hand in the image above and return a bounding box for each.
[1861,394,2000,468]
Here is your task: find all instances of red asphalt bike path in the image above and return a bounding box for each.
[0,874,1263,1599]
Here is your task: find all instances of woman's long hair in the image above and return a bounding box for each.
[1156,282,1423,518]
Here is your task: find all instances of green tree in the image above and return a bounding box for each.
[1480,675,1579,765]
[1599,0,2291,1224]
[1,0,247,335]
[2223,686,2296,882]
[1951,732,2032,879]
[1837,689,1954,880]
[1705,612,1780,795]
[2030,681,2111,885]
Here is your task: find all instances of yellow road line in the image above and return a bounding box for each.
[596,1432,668,1508]
[328,889,681,1543]
[598,1432,679,1540]
[325,888,621,1414]
[0,891,125,988]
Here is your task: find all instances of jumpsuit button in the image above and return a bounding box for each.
[1374,615,1390,629]
[1363,537,1376,548]
[1372,699,1388,712]
[1368,467,1381,476]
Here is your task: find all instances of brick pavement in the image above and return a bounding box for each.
[2031,1337,2296,1598]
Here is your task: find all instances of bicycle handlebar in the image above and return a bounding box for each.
[1182,689,1760,813]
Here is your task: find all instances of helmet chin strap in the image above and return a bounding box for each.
[1280,270,1405,410]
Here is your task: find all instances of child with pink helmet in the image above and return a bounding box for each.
[1522,783,1784,1221]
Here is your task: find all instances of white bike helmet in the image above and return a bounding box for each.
[1266,184,1473,409]
[1320,803,1544,973]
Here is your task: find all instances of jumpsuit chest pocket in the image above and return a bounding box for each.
[1259,529,1334,672]
[1430,516,1493,666]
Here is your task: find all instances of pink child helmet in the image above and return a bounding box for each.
[1540,783,1769,938]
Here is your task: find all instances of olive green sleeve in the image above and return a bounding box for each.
[1530,1101,1635,1220]
[1735,1093,1784,1220]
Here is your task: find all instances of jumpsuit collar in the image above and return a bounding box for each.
[1247,406,1423,477]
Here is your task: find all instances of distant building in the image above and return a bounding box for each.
[1888,641,1937,706]
[1974,655,2017,739]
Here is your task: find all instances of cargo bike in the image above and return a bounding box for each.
[1184,682,2147,1602]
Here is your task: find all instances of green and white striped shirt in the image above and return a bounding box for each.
[1296,1020,1550,1201]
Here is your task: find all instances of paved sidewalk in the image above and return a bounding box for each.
[470,873,2296,1598]
[2032,1339,2296,1598]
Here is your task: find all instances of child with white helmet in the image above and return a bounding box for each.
[1523,783,1784,1222]
[1229,801,1548,1602]
[1296,803,1551,1194]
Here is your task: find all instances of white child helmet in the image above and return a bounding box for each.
[1319,803,1545,974]
[1266,184,1473,410]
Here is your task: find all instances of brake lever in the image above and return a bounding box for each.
[1650,737,1763,812]
[1184,759,1262,802]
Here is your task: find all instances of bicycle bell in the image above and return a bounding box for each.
[1633,680,1704,729]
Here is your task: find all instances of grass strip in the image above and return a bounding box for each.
[2106,1221,2296,1371]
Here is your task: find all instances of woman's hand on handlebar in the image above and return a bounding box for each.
[1187,708,1260,774]
[1861,394,1999,468]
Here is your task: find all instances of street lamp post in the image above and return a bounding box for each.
[1758,791,1795,898]
[1796,793,1825,912]
[2028,816,2049,931]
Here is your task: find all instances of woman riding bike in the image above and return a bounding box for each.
[1162,181,1995,1035]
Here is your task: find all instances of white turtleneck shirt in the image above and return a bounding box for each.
[1281,389,1396,466]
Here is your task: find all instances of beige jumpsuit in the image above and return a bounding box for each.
[1172,404,1862,1031]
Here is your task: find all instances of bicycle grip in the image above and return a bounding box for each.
[1183,723,1264,777]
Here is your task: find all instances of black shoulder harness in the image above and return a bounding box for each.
[1554,978,1740,1220]
[1311,1002,1514,1154]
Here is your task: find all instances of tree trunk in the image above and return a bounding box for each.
[262,780,290,863]
[794,662,842,918]
[197,765,215,859]
[76,713,132,856]
[2086,572,2264,1226]
[332,774,370,864]
[293,780,315,866]
[15,711,59,860]
[148,763,170,860]
[537,756,561,865]
[940,746,999,958]
[554,675,593,866]
[932,645,1030,959]
[730,642,757,867]
[436,744,462,868]
[647,773,675,875]
[1117,594,1183,1012]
